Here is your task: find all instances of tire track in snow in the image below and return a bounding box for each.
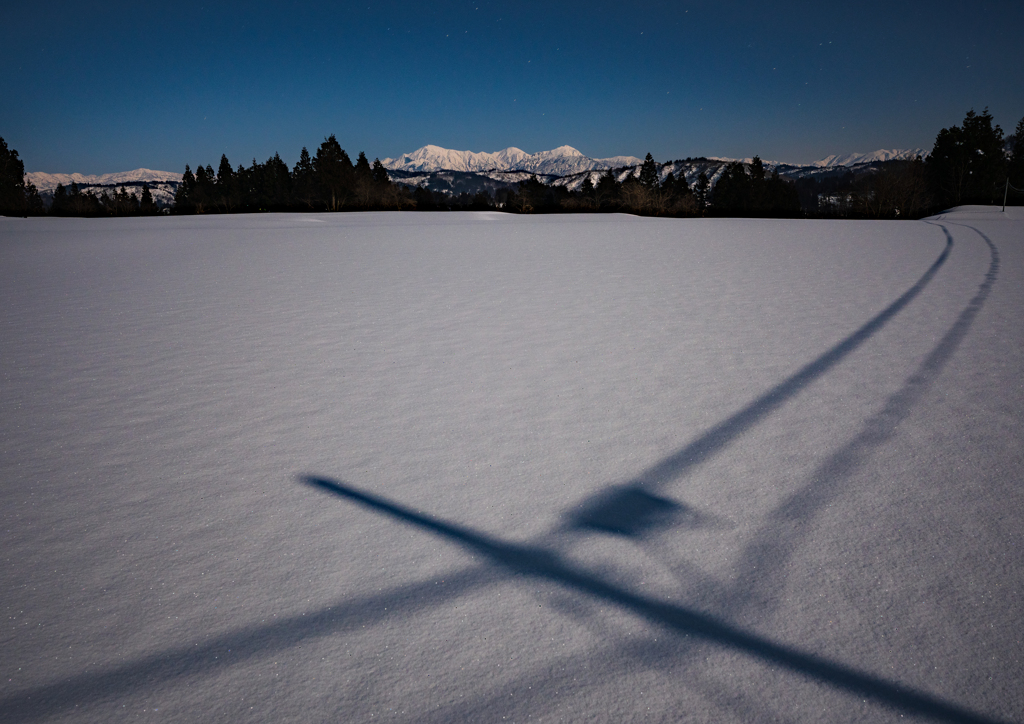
[622,226,955,490]
[726,222,999,617]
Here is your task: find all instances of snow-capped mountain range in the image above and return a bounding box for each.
[24,169,183,208]
[810,149,927,167]
[382,145,643,176]
[22,147,928,208]
[25,168,183,191]
[382,144,927,175]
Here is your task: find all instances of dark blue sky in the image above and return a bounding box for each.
[3,1,1021,173]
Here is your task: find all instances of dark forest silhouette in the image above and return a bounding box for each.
[3,109,1022,219]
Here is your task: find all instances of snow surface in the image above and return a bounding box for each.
[1,208,1022,723]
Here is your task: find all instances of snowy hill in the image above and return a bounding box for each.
[550,158,735,192]
[383,145,642,175]
[811,149,927,167]
[25,168,182,190]
[25,169,182,208]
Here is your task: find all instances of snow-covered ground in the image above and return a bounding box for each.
[1,208,1022,723]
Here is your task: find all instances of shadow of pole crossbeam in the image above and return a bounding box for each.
[303,476,1005,724]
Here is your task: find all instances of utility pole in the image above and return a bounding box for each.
[1004,178,1009,213]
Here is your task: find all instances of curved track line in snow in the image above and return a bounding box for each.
[626,227,955,490]
[417,219,1003,721]
[3,224,1001,723]
[725,222,999,616]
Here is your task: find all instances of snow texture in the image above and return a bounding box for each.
[1,207,1022,723]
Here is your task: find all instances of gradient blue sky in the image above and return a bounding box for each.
[3,0,1022,174]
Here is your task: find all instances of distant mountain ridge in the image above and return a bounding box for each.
[811,149,927,167]
[25,168,183,191]
[22,148,928,209]
[382,145,643,176]
[25,149,927,189]
[24,169,182,208]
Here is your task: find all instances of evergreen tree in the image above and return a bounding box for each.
[765,168,802,216]
[174,165,197,212]
[638,152,659,191]
[748,156,766,181]
[50,183,68,215]
[0,136,30,216]
[371,158,398,209]
[140,184,158,215]
[354,152,373,208]
[596,168,620,209]
[711,162,750,212]
[314,135,354,211]
[580,175,595,199]
[852,158,931,218]
[371,158,391,187]
[192,165,216,213]
[355,151,372,180]
[233,162,254,209]
[55,182,102,216]
[709,159,799,217]
[23,180,44,215]
[927,108,1006,207]
[1008,116,1024,190]
[292,147,317,210]
[469,191,493,210]
[216,155,236,211]
[262,153,292,209]
[244,158,265,210]
[414,183,434,211]
[102,185,141,216]
[510,175,547,212]
[694,172,710,213]
[659,171,696,216]
[660,171,677,198]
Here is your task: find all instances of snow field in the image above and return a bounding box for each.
[1,208,1022,722]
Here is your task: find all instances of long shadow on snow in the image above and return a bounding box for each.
[0,563,506,721]
[298,475,1003,724]
[606,229,953,493]
[406,222,1003,723]
[3,225,987,722]
[727,223,999,615]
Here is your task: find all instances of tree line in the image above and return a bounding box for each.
[48,183,161,216]
[3,108,1023,219]
[797,109,1024,219]
[1,137,163,217]
[173,136,411,213]
[500,153,798,217]
[0,137,45,216]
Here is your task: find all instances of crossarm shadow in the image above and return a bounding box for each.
[0,562,503,722]
[302,476,1006,724]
